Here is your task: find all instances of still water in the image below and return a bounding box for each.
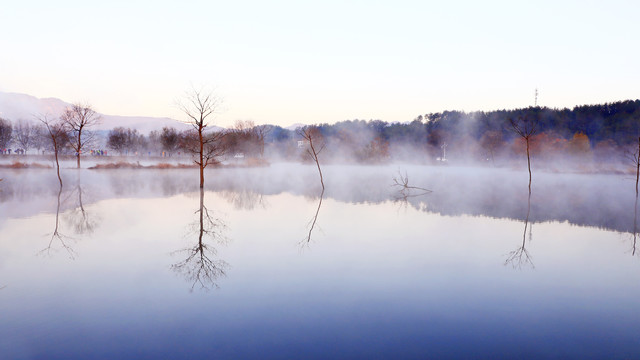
[1,164,639,359]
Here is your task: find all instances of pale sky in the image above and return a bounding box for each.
[1,0,638,128]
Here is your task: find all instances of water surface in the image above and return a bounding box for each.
[1,164,639,359]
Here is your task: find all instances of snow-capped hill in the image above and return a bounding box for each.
[0,91,192,134]
[0,92,68,121]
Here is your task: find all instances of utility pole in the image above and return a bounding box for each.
[441,142,447,161]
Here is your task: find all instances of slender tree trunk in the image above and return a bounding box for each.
[76,129,82,169]
[54,147,62,187]
[199,124,205,189]
[50,132,63,186]
[635,136,640,198]
[634,194,638,256]
[309,138,324,190]
[526,136,532,194]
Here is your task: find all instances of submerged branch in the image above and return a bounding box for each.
[392,171,432,199]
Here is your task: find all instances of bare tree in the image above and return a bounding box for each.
[107,127,144,155]
[256,125,269,158]
[299,126,325,190]
[159,126,180,156]
[0,117,12,150]
[177,88,224,188]
[626,136,640,196]
[480,130,504,166]
[299,126,326,244]
[12,119,39,154]
[60,103,101,168]
[228,120,260,158]
[509,115,537,193]
[37,114,67,187]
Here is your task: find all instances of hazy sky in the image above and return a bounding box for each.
[1,0,638,127]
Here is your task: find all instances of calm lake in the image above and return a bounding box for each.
[1,163,639,359]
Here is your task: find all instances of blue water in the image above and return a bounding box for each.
[1,165,639,359]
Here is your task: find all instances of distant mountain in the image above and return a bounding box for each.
[0,91,194,134]
[285,123,305,131]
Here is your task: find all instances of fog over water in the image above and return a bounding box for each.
[1,163,636,233]
[1,163,639,359]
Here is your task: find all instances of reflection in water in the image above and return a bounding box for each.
[505,191,534,269]
[303,188,324,244]
[1,167,637,234]
[64,183,97,235]
[219,189,267,210]
[392,171,432,212]
[172,189,228,291]
[39,184,76,259]
[392,170,432,201]
[633,195,638,256]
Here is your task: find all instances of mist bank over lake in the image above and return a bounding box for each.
[1,164,635,234]
[2,91,639,174]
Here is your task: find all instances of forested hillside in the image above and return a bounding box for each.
[261,100,640,166]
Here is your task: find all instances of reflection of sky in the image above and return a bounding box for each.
[1,182,639,358]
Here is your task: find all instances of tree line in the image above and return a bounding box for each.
[262,99,640,166]
[2,98,640,168]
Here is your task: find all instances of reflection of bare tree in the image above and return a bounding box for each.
[39,184,76,259]
[625,136,640,196]
[302,188,324,245]
[505,191,534,269]
[64,183,97,235]
[219,189,267,210]
[632,194,638,256]
[392,171,432,201]
[299,126,326,245]
[172,189,228,291]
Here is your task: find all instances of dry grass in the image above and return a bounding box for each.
[225,158,270,168]
[0,161,51,169]
[89,162,198,170]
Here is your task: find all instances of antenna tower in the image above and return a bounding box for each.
[534,88,538,107]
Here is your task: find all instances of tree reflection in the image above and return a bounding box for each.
[39,184,76,259]
[219,189,267,210]
[632,194,638,256]
[392,171,432,200]
[392,171,432,211]
[302,188,324,245]
[505,191,534,269]
[64,183,97,235]
[172,189,228,291]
